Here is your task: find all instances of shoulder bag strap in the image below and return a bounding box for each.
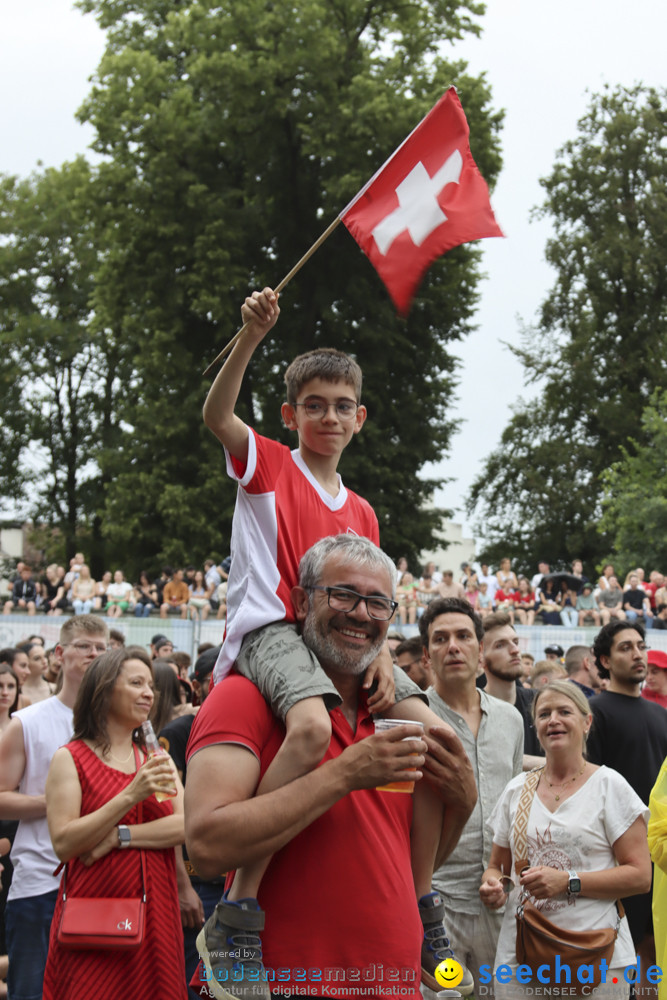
[133,742,147,901]
[513,766,544,876]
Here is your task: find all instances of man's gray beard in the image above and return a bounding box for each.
[301,608,385,675]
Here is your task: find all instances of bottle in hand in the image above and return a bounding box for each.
[140,720,176,802]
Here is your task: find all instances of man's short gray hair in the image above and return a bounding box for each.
[299,535,396,597]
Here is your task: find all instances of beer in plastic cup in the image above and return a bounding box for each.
[374,718,424,793]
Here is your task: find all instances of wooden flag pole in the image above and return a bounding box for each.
[202,215,342,376]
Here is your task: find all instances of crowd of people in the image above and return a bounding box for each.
[1,288,666,1000]
[0,620,223,1000]
[2,557,231,621]
[5,554,667,636]
[2,601,666,1000]
[395,558,667,630]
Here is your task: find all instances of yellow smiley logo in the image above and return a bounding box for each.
[434,958,464,989]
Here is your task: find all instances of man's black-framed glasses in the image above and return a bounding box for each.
[307,586,398,621]
[293,399,359,421]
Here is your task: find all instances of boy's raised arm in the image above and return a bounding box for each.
[203,288,280,461]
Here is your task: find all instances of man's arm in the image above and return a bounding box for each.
[185,726,427,879]
[202,288,280,461]
[421,726,477,869]
[0,718,45,821]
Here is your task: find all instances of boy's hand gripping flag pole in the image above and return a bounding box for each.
[203,87,503,375]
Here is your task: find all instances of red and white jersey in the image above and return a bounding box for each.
[213,429,379,683]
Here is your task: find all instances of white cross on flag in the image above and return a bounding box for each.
[341,88,503,315]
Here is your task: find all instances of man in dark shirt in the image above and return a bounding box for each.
[480,612,544,765]
[564,643,600,699]
[2,566,37,615]
[588,620,667,993]
[622,574,654,629]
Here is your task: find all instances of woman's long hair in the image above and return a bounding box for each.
[149,660,183,736]
[0,664,20,716]
[72,646,153,754]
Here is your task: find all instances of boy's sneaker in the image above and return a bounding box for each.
[419,891,474,997]
[196,895,270,1000]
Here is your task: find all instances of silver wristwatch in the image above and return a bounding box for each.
[117,824,131,849]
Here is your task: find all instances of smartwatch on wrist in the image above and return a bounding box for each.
[118,824,131,849]
[567,870,581,896]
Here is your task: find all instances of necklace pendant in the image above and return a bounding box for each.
[554,793,560,801]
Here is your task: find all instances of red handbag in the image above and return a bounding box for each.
[57,889,145,950]
[56,750,147,951]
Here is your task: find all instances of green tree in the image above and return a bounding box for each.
[598,389,667,571]
[71,0,502,573]
[468,84,667,577]
[0,160,130,570]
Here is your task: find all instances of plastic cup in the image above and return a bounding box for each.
[374,718,424,793]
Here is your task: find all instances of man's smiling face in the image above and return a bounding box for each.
[297,554,392,675]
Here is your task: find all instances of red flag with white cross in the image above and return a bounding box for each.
[340,88,503,315]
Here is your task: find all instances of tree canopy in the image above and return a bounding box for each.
[598,389,667,573]
[1,0,503,574]
[0,160,132,571]
[467,84,667,578]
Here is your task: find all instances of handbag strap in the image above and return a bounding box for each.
[513,766,544,876]
[61,742,147,901]
[133,743,148,903]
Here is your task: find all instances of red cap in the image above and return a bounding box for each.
[647,650,667,670]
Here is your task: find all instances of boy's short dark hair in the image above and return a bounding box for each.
[284,348,362,404]
[592,619,645,677]
[419,597,484,647]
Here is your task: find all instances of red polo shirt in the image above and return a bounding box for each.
[187,676,421,999]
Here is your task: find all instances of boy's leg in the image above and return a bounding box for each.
[385,693,475,997]
[226,696,331,901]
[198,624,339,1000]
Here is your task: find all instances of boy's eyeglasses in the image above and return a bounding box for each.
[294,400,358,421]
[307,586,398,621]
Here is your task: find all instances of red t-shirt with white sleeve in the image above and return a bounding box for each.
[213,430,379,683]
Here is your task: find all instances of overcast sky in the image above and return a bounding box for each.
[2,0,666,539]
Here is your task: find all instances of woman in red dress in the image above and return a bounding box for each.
[43,646,188,1000]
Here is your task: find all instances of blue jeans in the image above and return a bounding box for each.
[72,598,93,615]
[6,889,58,1000]
[185,882,223,998]
[134,602,154,617]
[560,608,578,627]
[625,609,654,629]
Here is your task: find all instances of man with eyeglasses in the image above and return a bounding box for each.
[589,621,667,995]
[396,635,434,691]
[186,535,476,1000]
[0,614,109,1000]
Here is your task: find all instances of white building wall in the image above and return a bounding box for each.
[419,520,476,577]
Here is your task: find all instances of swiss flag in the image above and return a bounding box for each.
[341,88,503,315]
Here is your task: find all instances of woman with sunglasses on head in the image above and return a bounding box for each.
[480,681,651,998]
[42,647,187,1000]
